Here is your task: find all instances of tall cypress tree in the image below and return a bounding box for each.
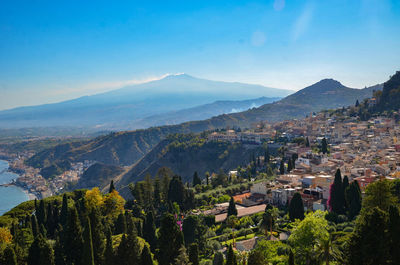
[226,244,237,265]
[28,234,55,265]
[193,171,201,186]
[104,227,114,265]
[168,176,185,206]
[212,252,224,265]
[227,197,238,217]
[109,180,116,193]
[154,176,161,206]
[53,234,65,265]
[83,217,95,265]
[321,137,328,154]
[140,244,154,265]
[342,175,350,211]
[31,215,39,238]
[287,158,293,172]
[279,160,285,175]
[115,213,127,235]
[2,245,17,265]
[37,200,47,226]
[143,211,157,251]
[60,194,68,227]
[347,181,362,220]
[288,192,304,221]
[157,213,184,265]
[388,205,400,264]
[329,169,345,214]
[89,208,105,265]
[64,206,83,265]
[46,202,55,237]
[188,243,199,265]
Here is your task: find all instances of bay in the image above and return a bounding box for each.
[0,160,29,215]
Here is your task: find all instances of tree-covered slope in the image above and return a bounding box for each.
[115,134,265,187]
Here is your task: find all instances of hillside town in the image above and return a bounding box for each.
[199,109,400,225]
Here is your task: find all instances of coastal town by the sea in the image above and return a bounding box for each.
[0,147,94,214]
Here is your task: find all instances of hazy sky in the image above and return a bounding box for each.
[1,0,399,110]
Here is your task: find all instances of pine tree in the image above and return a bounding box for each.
[28,234,55,265]
[104,227,114,265]
[355,99,360,107]
[193,171,201,186]
[188,243,199,265]
[157,213,184,265]
[305,137,310,147]
[64,206,83,265]
[206,172,210,186]
[226,244,237,265]
[109,180,116,193]
[140,244,154,265]
[143,211,157,251]
[212,252,224,265]
[227,197,237,217]
[89,208,105,265]
[289,192,305,221]
[83,217,95,265]
[2,245,17,265]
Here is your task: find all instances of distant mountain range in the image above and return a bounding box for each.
[0,74,290,130]
[26,77,382,192]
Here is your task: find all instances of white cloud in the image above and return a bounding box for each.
[292,5,314,41]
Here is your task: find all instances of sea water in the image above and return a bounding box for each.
[0,160,29,215]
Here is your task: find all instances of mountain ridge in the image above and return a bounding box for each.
[25,78,382,178]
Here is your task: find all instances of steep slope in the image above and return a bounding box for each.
[75,163,124,190]
[0,74,290,130]
[115,134,265,187]
[27,79,382,171]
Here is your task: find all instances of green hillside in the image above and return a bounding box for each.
[115,133,267,188]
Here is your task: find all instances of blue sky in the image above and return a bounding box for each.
[0,0,399,110]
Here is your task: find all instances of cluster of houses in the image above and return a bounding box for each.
[205,111,400,221]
